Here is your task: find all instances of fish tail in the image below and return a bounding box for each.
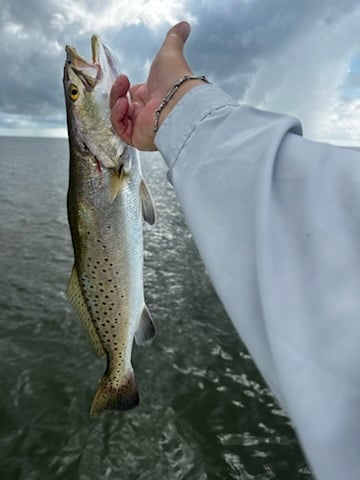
[90,368,139,417]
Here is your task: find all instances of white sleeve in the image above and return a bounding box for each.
[155,83,360,480]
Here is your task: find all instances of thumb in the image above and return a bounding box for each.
[161,21,191,52]
[147,21,193,98]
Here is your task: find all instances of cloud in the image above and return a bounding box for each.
[0,0,192,135]
[54,0,194,33]
[313,97,360,146]
[183,0,360,143]
[239,3,360,128]
[1,0,360,143]
[186,1,358,90]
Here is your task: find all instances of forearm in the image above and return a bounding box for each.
[155,83,360,480]
[155,83,302,398]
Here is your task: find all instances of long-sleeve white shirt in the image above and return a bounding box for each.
[155,83,360,480]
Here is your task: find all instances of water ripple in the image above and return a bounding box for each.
[0,140,313,480]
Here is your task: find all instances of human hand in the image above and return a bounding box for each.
[110,21,204,151]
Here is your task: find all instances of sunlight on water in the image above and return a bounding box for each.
[0,137,313,479]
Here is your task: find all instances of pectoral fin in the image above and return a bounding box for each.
[66,266,105,357]
[140,179,156,225]
[107,169,123,204]
[135,304,155,345]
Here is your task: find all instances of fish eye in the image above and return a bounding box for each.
[69,84,79,101]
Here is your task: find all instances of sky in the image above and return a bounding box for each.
[1,0,360,145]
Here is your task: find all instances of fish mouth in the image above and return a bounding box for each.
[64,35,119,90]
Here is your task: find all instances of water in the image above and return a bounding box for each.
[0,137,313,479]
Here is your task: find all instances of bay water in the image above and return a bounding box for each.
[0,136,312,479]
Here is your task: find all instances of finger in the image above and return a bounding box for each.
[110,97,133,143]
[129,83,147,102]
[128,100,143,121]
[110,74,130,109]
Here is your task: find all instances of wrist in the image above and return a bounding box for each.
[154,76,209,133]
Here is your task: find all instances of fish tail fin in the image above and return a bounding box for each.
[90,368,139,417]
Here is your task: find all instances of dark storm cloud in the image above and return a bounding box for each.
[1,0,68,118]
[0,0,166,130]
[1,0,360,138]
[185,0,360,99]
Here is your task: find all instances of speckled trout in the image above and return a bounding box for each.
[63,36,155,416]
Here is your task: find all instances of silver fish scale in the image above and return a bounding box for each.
[79,188,143,366]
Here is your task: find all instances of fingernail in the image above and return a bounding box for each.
[178,21,191,39]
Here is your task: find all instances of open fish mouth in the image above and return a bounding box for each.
[65,35,118,90]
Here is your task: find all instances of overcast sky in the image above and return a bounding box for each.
[1,0,360,145]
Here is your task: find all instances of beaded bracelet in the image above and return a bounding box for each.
[153,75,210,133]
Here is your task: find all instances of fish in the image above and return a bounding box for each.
[63,35,156,416]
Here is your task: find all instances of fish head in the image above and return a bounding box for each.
[63,35,126,169]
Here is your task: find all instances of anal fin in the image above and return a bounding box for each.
[135,304,155,345]
[66,265,105,357]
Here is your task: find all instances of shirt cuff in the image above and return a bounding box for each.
[155,84,238,171]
